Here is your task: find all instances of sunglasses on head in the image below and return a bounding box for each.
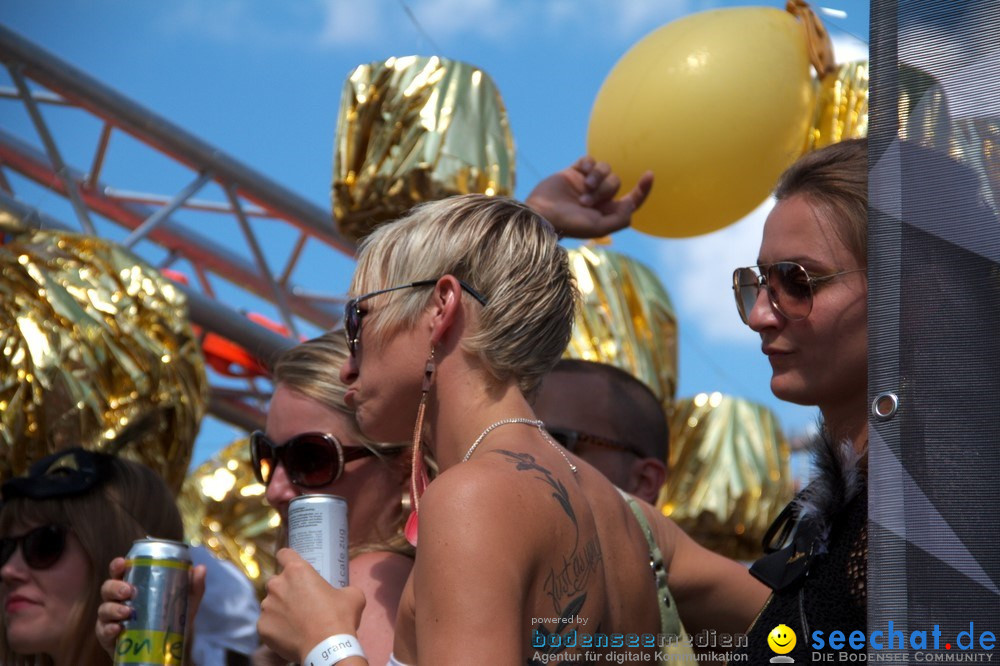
[0,525,68,570]
[732,261,865,325]
[2,447,113,502]
[250,431,380,488]
[546,426,643,458]
[344,277,488,356]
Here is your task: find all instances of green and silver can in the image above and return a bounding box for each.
[113,538,190,665]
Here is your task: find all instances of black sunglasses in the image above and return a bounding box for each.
[344,277,488,356]
[0,524,69,570]
[732,261,864,325]
[546,426,644,458]
[250,431,380,488]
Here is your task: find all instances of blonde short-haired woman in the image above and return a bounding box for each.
[257,194,766,665]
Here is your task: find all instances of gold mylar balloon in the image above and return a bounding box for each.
[332,55,515,241]
[0,225,206,492]
[587,6,818,238]
[658,393,794,561]
[564,246,677,406]
[179,438,277,598]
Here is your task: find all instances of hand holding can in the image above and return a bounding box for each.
[287,494,349,588]
[113,539,191,666]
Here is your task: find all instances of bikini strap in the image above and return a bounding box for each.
[616,488,682,638]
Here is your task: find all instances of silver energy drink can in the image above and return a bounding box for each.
[114,538,191,666]
[288,494,349,588]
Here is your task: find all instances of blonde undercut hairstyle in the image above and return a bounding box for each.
[351,194,577,398]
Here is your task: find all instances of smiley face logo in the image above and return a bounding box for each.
[767,624,797,655]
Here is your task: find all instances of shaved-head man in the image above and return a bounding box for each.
[534,359,668,504]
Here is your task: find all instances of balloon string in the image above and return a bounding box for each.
[786,0,836,78]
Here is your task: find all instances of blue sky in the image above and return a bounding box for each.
[1,0,869,466]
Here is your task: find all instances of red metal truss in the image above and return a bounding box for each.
[0,25,358,432]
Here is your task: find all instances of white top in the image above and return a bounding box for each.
[189,545,261,664]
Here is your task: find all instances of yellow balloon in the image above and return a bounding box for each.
[587,7,815,238]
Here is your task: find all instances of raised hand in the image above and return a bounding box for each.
[526,156,653,239]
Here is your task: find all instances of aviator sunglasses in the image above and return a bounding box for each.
[344,278,488,356]
[0,524,68,570]
[732,261,865,325]
[546,426,644,459]
[250,431,379,488]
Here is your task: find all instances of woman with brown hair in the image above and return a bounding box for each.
[729,139,869,662]
[1,447,190,665]
[537,140,872,661]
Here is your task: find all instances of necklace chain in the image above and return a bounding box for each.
[461,418,578,473]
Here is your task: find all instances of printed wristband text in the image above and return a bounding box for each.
[303,634,366,666]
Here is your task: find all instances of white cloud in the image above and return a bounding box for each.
[161,0,262,43]
[317,0,386,47]
[411,0,518,41]
[610,0,693,40]
[315,0,525,49]
[545,0,577,24]
[161,0,370,50]
[161,0,702,53]
[656,197,772,346]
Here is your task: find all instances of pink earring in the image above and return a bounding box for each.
[404,347,435,547]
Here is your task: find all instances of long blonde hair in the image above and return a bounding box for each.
[271,331,413,557]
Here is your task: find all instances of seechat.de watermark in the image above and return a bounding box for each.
[765,622,996,664]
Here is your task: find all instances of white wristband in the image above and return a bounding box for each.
[303,634,366,665]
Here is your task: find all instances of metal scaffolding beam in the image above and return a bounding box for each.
[0,192,292,431]
[0,129,342,328]
[0,25,359,435]
[0,25,355,255]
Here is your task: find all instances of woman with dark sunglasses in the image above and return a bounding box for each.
[0,448,190,666]
[251,331,413,666]
[96,333,412,666]
[256,194,766,665]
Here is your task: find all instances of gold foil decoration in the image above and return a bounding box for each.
[806,59,869,151]
[0,226,206,492]
[894,64,1000,212]
[658,393,794,561]
[898,63,952,151]
[179,438,277,598]
[0,209,34,234]
[950,117,1000,211]
[564,246,677,406]
[332,56,515,241]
